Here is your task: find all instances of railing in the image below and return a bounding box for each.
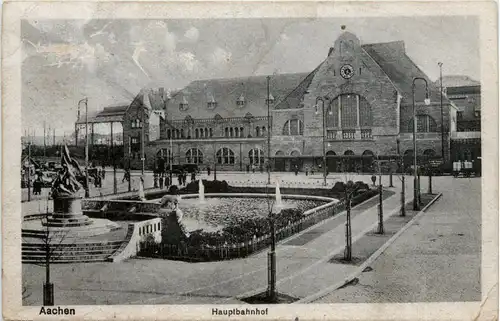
[342,130,355,140]
[361,129,372,139]
[326,130,337,139]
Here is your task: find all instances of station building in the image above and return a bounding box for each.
[122,30,460,173]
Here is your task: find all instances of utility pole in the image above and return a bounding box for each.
[377,154,384,234]
[78,98,90,198]
[267,76,271,185]
[438,62,445,162]
[43,121,46,158]
[111,122,117,194]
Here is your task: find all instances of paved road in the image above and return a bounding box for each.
[316,177,481,303]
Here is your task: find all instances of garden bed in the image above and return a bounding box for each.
[138,180,377,262]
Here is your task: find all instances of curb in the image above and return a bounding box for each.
[236,193,407,301]
[298,192,443,303]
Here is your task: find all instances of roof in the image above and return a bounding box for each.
[76,104,129,124]
[440,75,480,88]
[164,73,309,119]
[274,65,322,110]
[362,41,447,104]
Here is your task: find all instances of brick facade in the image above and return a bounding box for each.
[122,30,456,172]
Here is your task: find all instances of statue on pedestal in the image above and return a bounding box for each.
[51,145,87,199]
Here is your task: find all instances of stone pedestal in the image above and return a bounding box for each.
[42,197,93,228]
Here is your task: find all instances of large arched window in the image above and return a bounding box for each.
[186,148,203,164]
[282,119,304,135]
[217,148,235,164]
[329,94,373,128]
[407,115,437,132]
[249,149,264,165]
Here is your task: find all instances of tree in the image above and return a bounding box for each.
[340,173,362,261]
[22,208,71,306]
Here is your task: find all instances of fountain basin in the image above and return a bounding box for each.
[171,193,337,233]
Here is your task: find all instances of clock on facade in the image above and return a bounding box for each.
[340,64,354,79]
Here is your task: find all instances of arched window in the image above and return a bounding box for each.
[326,151,336,156]
[275,150,284,156]
[240,127,244,137]
[362,150,374,156]
[407,115,437,132]
[329,94,372,128]
[423,149,436,157]
[204,128,208,138]
[344,150,355,155]
[209,128,213,137]
[249,149,264,165]
[217,148,235,164]
[225,128,229,137]
[282,119,304,135]
[186,148,203,164]
[230,127,234,137]
[262,127,267,136]
[341,94,357,128]
[256,127,261,137]
[157,148,172,159]
[235,127,239,137]
[326,100,339,127]
[359,97,372,127]
[290,150,301,157]
[195,129,199,139]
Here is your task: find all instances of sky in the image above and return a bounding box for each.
[21,16,480,134]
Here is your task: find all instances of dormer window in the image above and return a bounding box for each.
[179,96,189,111]
[207,95,217,109]
[237,94,246,107]
[266,93,275,105]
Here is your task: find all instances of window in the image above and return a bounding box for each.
[131,119,142,128]
[195,128,199,139]
[282,119,304,135]
[249,149,264,165]
[207,101,218,109]
[209,128,214,137]
[237,94,246,107]
[407,115,437,132]
[131,137,140,153]
[186,148,203,164]
[256,127,261,137]
[225,128,229,137]
[240,127,244,137]
[205,128,209,137]
[359,96,372,127]
[179,97,189,111]
[167,129,171,139]
[217,148,235,164]
[341,94,357,128]
[235,127,239,137]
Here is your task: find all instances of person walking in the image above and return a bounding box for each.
[101,166,106,179]
[159,174,164,189]
[207,166,211,177]
[165,174,170,188]
[177,172,182,186]
[191,171,196,182]
[122,168,130,183]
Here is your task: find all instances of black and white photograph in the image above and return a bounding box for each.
[3,1,498,320]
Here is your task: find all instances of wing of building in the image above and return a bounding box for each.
[114,30,480,174]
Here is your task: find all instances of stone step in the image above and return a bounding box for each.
[22,241,123,248]
[23,249,118,256]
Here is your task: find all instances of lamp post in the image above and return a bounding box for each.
[315,96,331,186]
[377,154,384,234]
[397,138,406,217]
[267,76,272,185]
[412,78,430,211]
[438,62,445,162]
[78,98,90,198]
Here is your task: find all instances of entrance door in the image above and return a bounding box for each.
[274,151,285,171]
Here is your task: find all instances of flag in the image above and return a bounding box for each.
[61,145,85,179]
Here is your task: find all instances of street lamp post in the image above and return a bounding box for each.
[78,98,90,198]
[377,154,384,234]
[412,78,430,211]
[267,76,272,185]
[315,96,331,186]
[438,62,445,162]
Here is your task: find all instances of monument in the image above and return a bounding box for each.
[36,145,119,236]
